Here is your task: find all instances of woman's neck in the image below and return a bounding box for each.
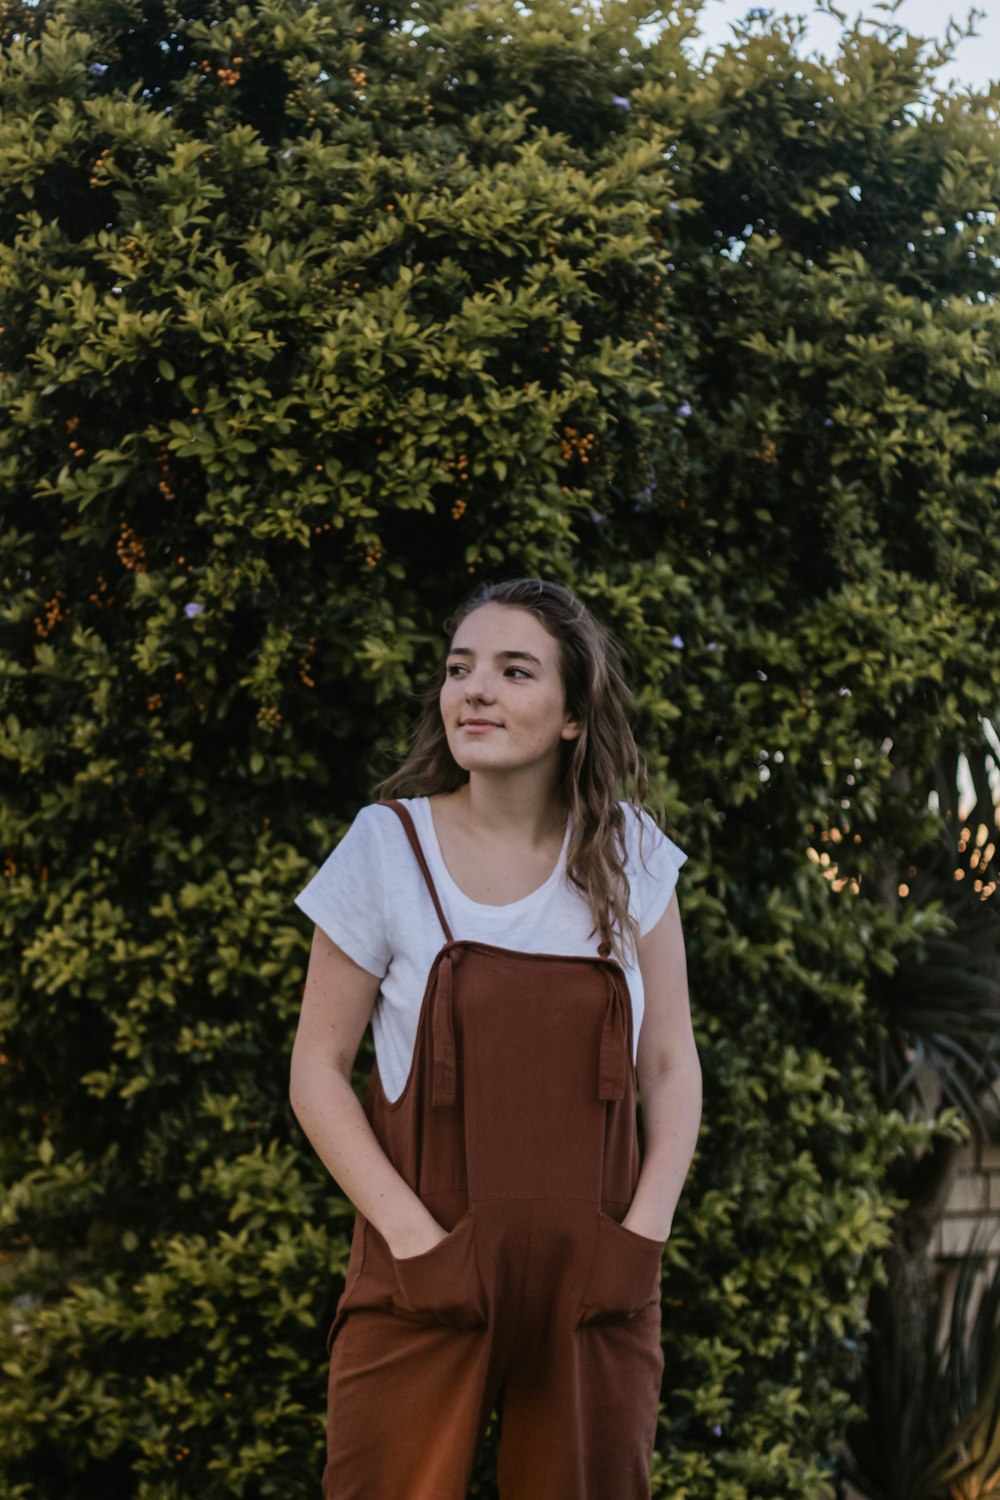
[437,780,568,851]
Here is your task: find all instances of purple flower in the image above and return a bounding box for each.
[823,417,834,427]
[88,62,108,75]
[677,400,692,418]
[707,641,718,650]
[184,601,205,618]
[671,634,684,649]
[611,95,631,110]
[713,1424,723,1436]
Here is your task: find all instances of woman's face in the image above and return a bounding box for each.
[440,603,582,783]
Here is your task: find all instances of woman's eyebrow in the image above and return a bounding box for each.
[445,647,544,666]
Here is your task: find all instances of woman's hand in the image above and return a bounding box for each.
[389,1213,450,1261]
[621,1209,671,1244]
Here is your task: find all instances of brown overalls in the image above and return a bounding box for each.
[322,799,665,1499]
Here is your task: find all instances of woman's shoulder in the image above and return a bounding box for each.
[359,794,425,816]
[617,800,688,872]
[365,794,427,825]
[313,798,419,863]
[616,798,660,842]
[613,801,688,933]
[298,795,422,890]
[357,796,436,852]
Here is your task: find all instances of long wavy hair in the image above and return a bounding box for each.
[372,577,667,967]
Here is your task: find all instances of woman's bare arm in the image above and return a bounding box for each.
[289,925,449,1259]
[623,892,702,1242]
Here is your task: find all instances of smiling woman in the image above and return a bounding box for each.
[288,577,700,1500]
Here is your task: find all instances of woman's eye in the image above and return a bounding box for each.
[445,665,531,679]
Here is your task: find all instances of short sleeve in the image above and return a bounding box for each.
[293,804,390,978]
[627,805,689,936]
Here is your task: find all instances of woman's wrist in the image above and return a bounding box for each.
[382,1204,448,1260]
[621,1207,672,1243]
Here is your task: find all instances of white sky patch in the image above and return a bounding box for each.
[639,1,1000,96]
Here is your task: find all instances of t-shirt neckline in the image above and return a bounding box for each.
[414,795,572,916]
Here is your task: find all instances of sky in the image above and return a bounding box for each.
[672,0,1000,95]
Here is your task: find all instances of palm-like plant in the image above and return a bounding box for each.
[840,730,1000,1500]
[876,737,1000,1137]
[840,1220,1000,1500]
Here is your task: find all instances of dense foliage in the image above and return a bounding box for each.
[2,0,998,1494]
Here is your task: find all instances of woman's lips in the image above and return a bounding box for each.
[461,722,500,732]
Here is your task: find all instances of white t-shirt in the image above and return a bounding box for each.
[294,796,688,1104]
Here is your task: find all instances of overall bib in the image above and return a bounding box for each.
[322,799,666,1499]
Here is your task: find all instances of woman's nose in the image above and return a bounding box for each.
[464,673,496,698]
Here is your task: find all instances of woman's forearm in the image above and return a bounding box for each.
[290,1059,446,1258]
[622,1049,703,1241]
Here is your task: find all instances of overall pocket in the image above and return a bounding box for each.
[390,1209,488,1329]
[575,1211,665,1328]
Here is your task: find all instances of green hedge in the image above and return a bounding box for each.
[1,0,997,1494]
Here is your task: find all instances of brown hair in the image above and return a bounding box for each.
[372,577,668,967]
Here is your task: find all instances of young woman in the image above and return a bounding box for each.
[289,577,701,1500]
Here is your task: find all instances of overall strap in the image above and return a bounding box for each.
[377,799,454,945]
[598,965,629,1101]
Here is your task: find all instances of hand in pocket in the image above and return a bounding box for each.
[575,1212,666,1327]
[390,1210,488,1329]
